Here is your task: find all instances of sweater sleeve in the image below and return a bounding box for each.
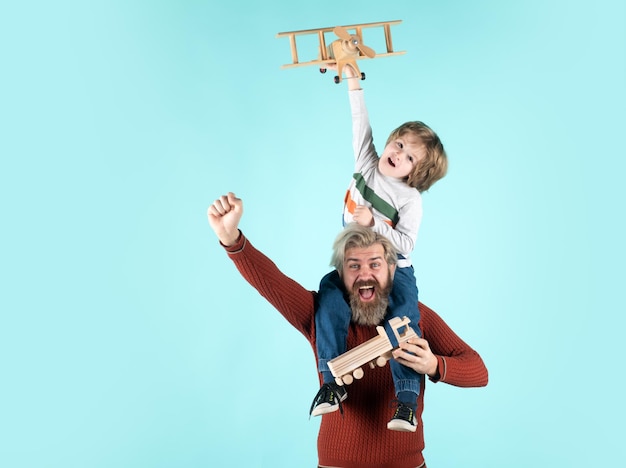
[419,302,489,388]
[222,231,317,341]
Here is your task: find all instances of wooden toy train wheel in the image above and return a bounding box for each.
[341,374,354,385]
[375,356,388,367]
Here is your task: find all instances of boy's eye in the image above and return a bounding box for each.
[408,155,414,163]
[397,142,404,149]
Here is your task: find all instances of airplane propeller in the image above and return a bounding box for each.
[333,26,376,58]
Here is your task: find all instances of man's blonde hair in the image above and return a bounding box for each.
[330,223,398,273]
[386,121,448,192]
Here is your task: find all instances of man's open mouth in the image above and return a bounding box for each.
[358,285,375,300]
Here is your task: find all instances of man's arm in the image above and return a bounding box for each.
[393,302,489,387]
[207,193,317,341]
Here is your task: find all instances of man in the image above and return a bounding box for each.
[207,192,488,468]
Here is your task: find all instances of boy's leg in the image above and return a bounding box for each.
[311,270,350,417]
[386,266,422,432]
[315,270,352,382]
[387,265,421,338]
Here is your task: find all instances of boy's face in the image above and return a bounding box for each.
[378,134,425,180]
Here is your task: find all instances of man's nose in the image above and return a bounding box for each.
[358,268,374,279]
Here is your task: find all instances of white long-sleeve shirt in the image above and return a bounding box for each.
[342,90,422,268]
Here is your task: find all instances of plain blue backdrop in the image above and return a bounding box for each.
[1,1,624,467]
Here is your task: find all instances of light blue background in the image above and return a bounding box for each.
[1,1,624,467]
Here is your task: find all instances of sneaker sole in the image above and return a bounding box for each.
[387,420,417,432]
[311,403,340,417]
[311,392,348,417]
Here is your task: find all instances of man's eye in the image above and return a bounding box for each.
[371,262,381,269]
[349,264,359,269]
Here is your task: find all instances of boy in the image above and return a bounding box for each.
[311,64,448,432]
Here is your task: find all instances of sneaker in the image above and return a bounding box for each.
[386,400,417,432]
[309,383,347,417]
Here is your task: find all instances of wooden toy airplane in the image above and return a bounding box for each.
[328,316,418,386]
[277,20,406,83]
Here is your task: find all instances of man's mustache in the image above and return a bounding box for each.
[352,279,380,291]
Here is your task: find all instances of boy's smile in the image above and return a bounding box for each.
[378,137,425,180]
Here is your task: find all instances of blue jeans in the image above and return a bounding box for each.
[315,265,422,395]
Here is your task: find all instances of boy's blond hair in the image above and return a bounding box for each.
[386,121,448,192]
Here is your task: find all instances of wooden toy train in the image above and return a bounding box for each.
[328,316,418,386]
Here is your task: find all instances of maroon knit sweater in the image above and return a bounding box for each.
[223,232,488,468]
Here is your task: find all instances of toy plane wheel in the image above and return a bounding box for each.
[335,377,344,386]
[320,68,327,74]
[376,356,388,367]
[353,367,364,380]
[342,374,354,385]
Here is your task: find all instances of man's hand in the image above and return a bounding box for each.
[353,205,374,227]
[207,192,243,246]
[392,336,439,378]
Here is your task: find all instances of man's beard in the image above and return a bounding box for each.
[349,279,392,326]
